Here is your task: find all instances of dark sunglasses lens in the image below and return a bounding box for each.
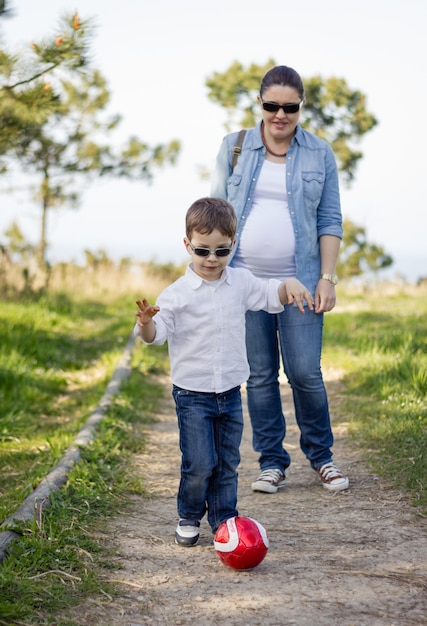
[284,103,300,113]
[215,248,231,257]
[262,102,279,112]
[194,247,210,257]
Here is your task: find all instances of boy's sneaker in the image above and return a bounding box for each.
[314,462,349,492]
[175,519,200,546]
[251,468,286,493]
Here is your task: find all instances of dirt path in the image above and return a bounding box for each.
[72,371,426,626]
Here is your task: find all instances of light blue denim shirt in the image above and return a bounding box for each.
[211,121,343,295]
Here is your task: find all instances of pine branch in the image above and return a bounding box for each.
[2,63,60,90]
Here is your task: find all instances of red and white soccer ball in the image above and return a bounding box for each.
[214,516,269,570]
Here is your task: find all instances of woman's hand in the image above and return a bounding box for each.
[314,281,336,313]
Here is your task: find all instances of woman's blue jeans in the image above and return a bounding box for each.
[245,306,333,471]
[172,385,243,533]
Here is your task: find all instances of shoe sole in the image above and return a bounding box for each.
[251,481,285,493]
[175,533,200,547]
[321,478,349,492]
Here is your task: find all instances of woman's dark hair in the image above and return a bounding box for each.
[260,65,305,100]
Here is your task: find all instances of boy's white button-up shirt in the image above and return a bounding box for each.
[135,264,283,393]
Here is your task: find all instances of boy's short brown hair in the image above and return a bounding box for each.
[186,197,237,239]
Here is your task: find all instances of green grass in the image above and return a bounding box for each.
[0,292,139,521]
[0,311,169,624]
[323,287,427,512]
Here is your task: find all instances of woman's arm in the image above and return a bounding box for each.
[315,234,341,313]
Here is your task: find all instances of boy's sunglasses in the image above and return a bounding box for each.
[188,241,233,258]
[261,100,304,114]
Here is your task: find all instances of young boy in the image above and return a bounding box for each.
[134,197,312,547]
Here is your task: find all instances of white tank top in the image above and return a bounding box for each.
[233,160,296,280]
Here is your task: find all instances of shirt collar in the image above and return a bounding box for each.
[293,124,303,145]
[186,263,233,289]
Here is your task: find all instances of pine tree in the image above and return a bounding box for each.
[0,10,180,265]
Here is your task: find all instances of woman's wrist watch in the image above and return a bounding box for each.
[320,273,338,285]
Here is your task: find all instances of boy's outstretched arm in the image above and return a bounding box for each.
[135,298,160,343]
[278,279,314,313]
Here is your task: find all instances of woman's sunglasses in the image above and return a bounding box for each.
[188,241,233,258]
[261,100,304,114]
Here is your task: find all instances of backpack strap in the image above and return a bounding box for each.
[231,129,247,172]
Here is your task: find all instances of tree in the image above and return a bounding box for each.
[0,11,181,264]
[205,60,391,277]
[0,11,92,160]
[0,0,12,18]
[205,60,377,184]
[3,220,35,262]
[337,219,393,279]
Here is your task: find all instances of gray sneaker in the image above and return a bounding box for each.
[175,519,200,546]
[251,468,286,493]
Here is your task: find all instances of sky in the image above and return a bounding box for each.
[1,0,426,282]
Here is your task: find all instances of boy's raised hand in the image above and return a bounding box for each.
[135,298,160,327]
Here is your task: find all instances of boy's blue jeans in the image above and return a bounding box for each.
[245,305,334,472]
[172,385,243,534]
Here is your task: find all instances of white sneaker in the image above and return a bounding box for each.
[314,462,349,492]
[251,469,286,493]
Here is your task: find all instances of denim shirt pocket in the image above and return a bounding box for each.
[228,174,242,187]
[302,171,324,212]
[226,174,243,206]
